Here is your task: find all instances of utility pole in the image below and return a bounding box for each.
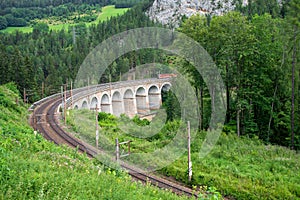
[61,86,64,122]
[23,88,26,104]
[91,104,100,148]
[187,121,192,182]
[116,138,119,161]
[33,108,36,130]
[70,80,73,108]
[291,27,297,150]
[95,104,99,148]
[72,26,76,45]
[64,84,67,125]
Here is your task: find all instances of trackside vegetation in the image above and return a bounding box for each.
[0,83,191,200]
[65,110,300,199]
[161,133,300,199]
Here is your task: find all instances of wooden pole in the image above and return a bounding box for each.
[33,112,36,131]
[64,84,67,125]
[291,27,297,150]
[61,86,64,123]
[61,86,64,111]
[23,88,26,104]
[95,104,99,148]
[128,141,131,155]
[187,121,192,182]
[70,80,73,108]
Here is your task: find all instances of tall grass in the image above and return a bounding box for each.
[0,83,189,200]
[161,133,300,199]
[66,110,300,199]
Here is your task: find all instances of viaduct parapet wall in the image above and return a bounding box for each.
[67,78,172,119]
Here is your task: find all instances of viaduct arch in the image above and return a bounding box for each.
[67,78,172,119]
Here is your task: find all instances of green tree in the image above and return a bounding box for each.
[162,90,181,121]
[179,12,290,144]
[287,0,300,149]
[32,23,49,39]
[0,16,7,30]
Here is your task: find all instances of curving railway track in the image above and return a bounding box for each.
[30,92,198,198]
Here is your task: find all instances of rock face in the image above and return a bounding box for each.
[146,0,247,27]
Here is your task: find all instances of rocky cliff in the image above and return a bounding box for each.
[146,0,248,27]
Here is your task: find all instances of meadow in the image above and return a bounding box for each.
[0,5,129,34]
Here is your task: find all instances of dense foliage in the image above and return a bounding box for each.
[0,0,109,9]
[177,1,300,150]
[0,1,161,100]
[0,0,147,30]
[113,0,148,8]
[0,0,110,30]
[234,0,288,18]
[0,83,191,200]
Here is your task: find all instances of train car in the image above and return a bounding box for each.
[157,73,177,79]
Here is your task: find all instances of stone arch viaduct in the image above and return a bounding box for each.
[66,78,172,119]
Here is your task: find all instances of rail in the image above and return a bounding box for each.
[29,78,198,198]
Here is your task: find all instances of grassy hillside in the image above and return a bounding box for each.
[162,133,300,199]
[66,110,300,200]
[0,83,189,200]
[0,5,129,34]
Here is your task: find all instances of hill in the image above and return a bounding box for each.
[0,83,189,200]
[65,110,300,199]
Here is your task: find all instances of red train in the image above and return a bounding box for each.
[157,73,177,79]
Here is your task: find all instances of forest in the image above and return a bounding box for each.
[0,0,299,149]
[170,0,300,150]
[176,3,300,150]
[0,0,143,30]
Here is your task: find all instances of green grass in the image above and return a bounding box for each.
[163,134,300,200]
[94,5,129,24]
[66,110,223,199]
[0,83,190,200]
[66,110,300,200]
[0,5,129,34]
[0,26,33,33]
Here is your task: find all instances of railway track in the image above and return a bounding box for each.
[30,93,198,198]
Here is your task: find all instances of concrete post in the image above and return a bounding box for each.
[116,138,119,161]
